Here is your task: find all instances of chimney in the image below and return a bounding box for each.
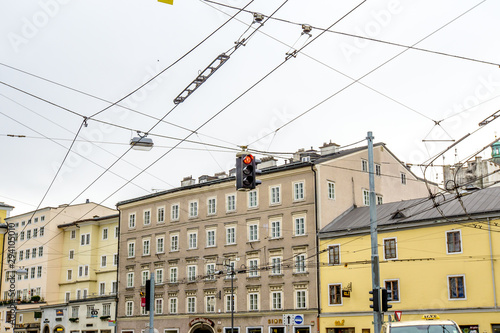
[260,156,277,169]
[181,176,196,187]
[319,141,340,156]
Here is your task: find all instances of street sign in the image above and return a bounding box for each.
[294,315,304,325]
[395,311,402,322]
[283,314,294,325]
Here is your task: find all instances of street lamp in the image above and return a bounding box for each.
[130,132,154,151]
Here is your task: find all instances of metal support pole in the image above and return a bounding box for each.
[367,131,382,332]
[231,267,234,333]
[149,274,155,333]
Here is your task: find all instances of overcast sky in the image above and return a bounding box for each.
[1,0,499,215]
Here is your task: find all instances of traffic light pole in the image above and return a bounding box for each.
[149,274,155,333]
[367,132,383,333]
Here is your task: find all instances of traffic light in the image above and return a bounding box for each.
[369,288,380,312]
[236,154,261,190]
[145,279,151,311]
[381,288,392,312]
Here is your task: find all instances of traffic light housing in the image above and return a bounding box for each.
[369,288,380,312]
[145,279,151,311]
[381,288,392,312]
[236,154,261,190]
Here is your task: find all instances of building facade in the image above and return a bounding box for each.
[318,187,500,333]
[0,203,117,333]
[116,143,433,333]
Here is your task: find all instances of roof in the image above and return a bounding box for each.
[319,186,500,236]
[117,143,393,207]
[57,213,119,228]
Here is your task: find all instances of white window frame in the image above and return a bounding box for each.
[295,253,306,273]
[170,267,178,283]
[362,189,370,206]
[188,231,198,249]
[269,185,281,205]
[446,230,463,254]
[128,241,135,258]
[206,229,216,247]
[169,297,178,314]
[187,265,197,282]
[144,209,151,226]
[248,224,258,242]
[447,274,467,300]
[248,190,258,208]
[294,216,306,236]
[248,293,259,311]
[293,181,305,201]
[187,297,196,313]
[226,194,236,212]
[157,206,165,223]
[126,301,134,316]
[207,197,217,215]
[226,226,236,245]
[156,237,165,254]
[170,234,179,252]
[383,237,398,260]
[271,291,282,310]
[171,204,180,221]
[143,238,151,256]
[248,259,259,277]
[129,213,136,229]
[296,290,307,309]
[270,220,281,239]
[328,283,343,306]
[126,272,134,288]
[327,181,335,200]
[102,228,108,240]
[189,200,199,218]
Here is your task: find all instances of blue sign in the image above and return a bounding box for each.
[294,315,304,325]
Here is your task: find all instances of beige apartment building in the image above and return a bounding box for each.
[116,142,434,333]
[0,202,117,333]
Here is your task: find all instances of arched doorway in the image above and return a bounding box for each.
[53,325,65,333]
[43,325,49,333]
[189,323,215,333]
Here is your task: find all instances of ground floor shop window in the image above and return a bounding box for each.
[492,325,500,333]
[327,328,355,333]
[270,327,285,333]
[225,328,239,333]
[248,328,262,333]
[459,326,478,333]
[294,327,310,333]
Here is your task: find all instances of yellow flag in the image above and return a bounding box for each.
[158,0,174,4]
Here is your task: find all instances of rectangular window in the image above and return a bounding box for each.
[102,228,108,240]
[295,217,305,236]
[155,298,163,314]
[67,269,72,281]
[38,246,43,257]
[189,201,198,218]
[30,267,35,279]
[155,269,163,284]
[295,254,306,273]
[126,301,133,316]
[157,237,165,253]
[26,249,30,259]
[225,294,235,312]
[40,227,44,236]
[144,210,151,225]
[65,292,71,302]
[384,238,397,260]
[128,242,135,258]
[207,229,216,247]
[248,224,258,241]
[99,282,105,295]
[226,194,236,212]
[208,198,217,215]
[401,172,407,185]
[249,293,259,311]
[270,186,281,204]
[362,159,368,172]
[33,228,38,238]
[296,290,306,309]
[329,284,342,305]
[102,303,111,316]
[248,259,259,277]
[271,292,282,310]
[170,234,179,251]
[271,220,281,239]
[446,230,462,253]
[115,226,119,238]
[157,207,165,223]
[80,233,90,245]
[248,190,258,208]
[169,298,178,314]
[143,239,151,255]
[114,253,118,266]
[327,181,335,200]
[206,263,216,280]
[294,182,304,201]
[363,189,370,206]
[170,267,178,283]
[171,204,179,221]
[448,275,466,299]
[142,271,150,286]
[271,257,281,275]
[188,232,198,249]
[101,255,107,267]
[328,245,340,265]
[32,247,37,257]
[129,214,136,228]
[376,164,381,176]
[126,272,134,288]
[377,195,383,205]
[72,306,79,318]
[206,295,216,313]
[187,297,196,313]
[226,227,236,245]
[27,230,31,239]
[385,280,399,302]
[188,265,197,282]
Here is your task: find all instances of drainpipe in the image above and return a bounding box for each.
[488,218,498,308]
[311,164,321,333]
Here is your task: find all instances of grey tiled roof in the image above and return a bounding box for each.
[319,186,500,236]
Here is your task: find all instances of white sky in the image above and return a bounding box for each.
[1,0,499,215]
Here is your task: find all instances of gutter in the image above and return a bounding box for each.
[311,164,321,333]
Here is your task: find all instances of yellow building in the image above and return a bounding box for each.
[318,187,500,333]
[0,203,14,333]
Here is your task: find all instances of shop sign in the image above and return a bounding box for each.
[189,318,214,327]
[422,314,440,320]
[342,290,350,297]
[334,320,345,326]
[55,309,64,316]
[268,319,283,325]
